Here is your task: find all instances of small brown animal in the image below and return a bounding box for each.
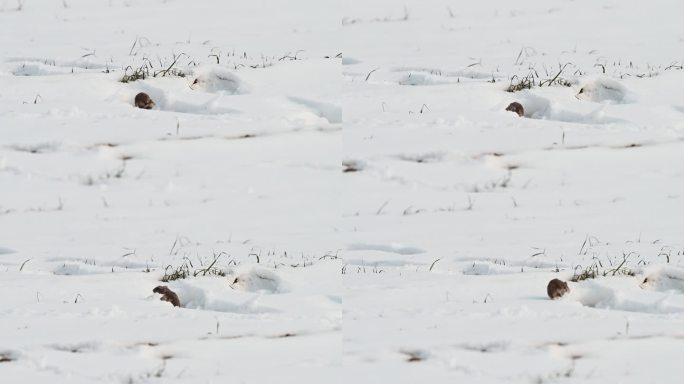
[153,286,180,307]
[134,92,155,110]
[505,102,524,117]
[547,279,570,299]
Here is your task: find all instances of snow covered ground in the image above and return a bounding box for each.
[2,0,684,383]
[0,1,341,382]
[342,0,684,382]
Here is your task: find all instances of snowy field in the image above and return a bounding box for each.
[0,1,341,382]
[342,0,684,383]
[2,0,684,383]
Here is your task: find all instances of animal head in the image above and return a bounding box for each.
[135,92,155,110]
[152,285,169,294]
[506,102,524,117]
[547,279,570,299]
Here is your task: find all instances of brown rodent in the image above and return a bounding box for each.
[547,279,569,299]
[505,102,524,117]
[135,92,155,110]
[152,285,180,307]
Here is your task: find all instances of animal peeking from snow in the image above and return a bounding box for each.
[576,78,628,103]
[640,267,684,292]
[547,279,570,299]
[342,158,367,173]
[506,102,524,117]
[134,92,155,110]
[230,268,282,293]
[153,285,180,307]
[189,68,249,94]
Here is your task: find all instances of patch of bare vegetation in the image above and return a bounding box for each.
[342,6,410,26]
[506,64,573,92]
[121,54,187,83]
[570,236,642,282]
[161,252,228,282]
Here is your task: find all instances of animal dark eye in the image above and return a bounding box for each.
[233,278,239,284]
[578,88,584,94]
[192,79,199,85]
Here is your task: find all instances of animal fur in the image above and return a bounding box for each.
[153,285,180,307]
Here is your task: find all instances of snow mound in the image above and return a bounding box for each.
[515,91,621,124]
[397,72,451,86]
[155,93,239,115]
[392,66,492,80]
[7,142,62,154]
[288,97,342,124]
[50,341,102,353]
[347,243,425,255]
[567,280,682,314]
[640,266,684,292]
[577,77,631,103]
[189,67,251,94]
[462,262,512,276]
[230,267,285,293]
[13,62,74,76]
[342,57,362,65]
[53,263,108,275]
[118,83,239,115]
[167,279,280,313]
[396,151,447,163]
[10,58,108,76]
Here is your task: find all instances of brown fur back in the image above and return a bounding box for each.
[153,285,180,307]
[506,102,524,117]
[547,279,569,299]
[135,92,155,110]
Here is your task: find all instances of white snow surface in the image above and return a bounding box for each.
[1,0,684,383]
[1,0,341,383]
[342,0,684,383]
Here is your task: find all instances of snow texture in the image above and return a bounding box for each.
[2,0,684,383]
